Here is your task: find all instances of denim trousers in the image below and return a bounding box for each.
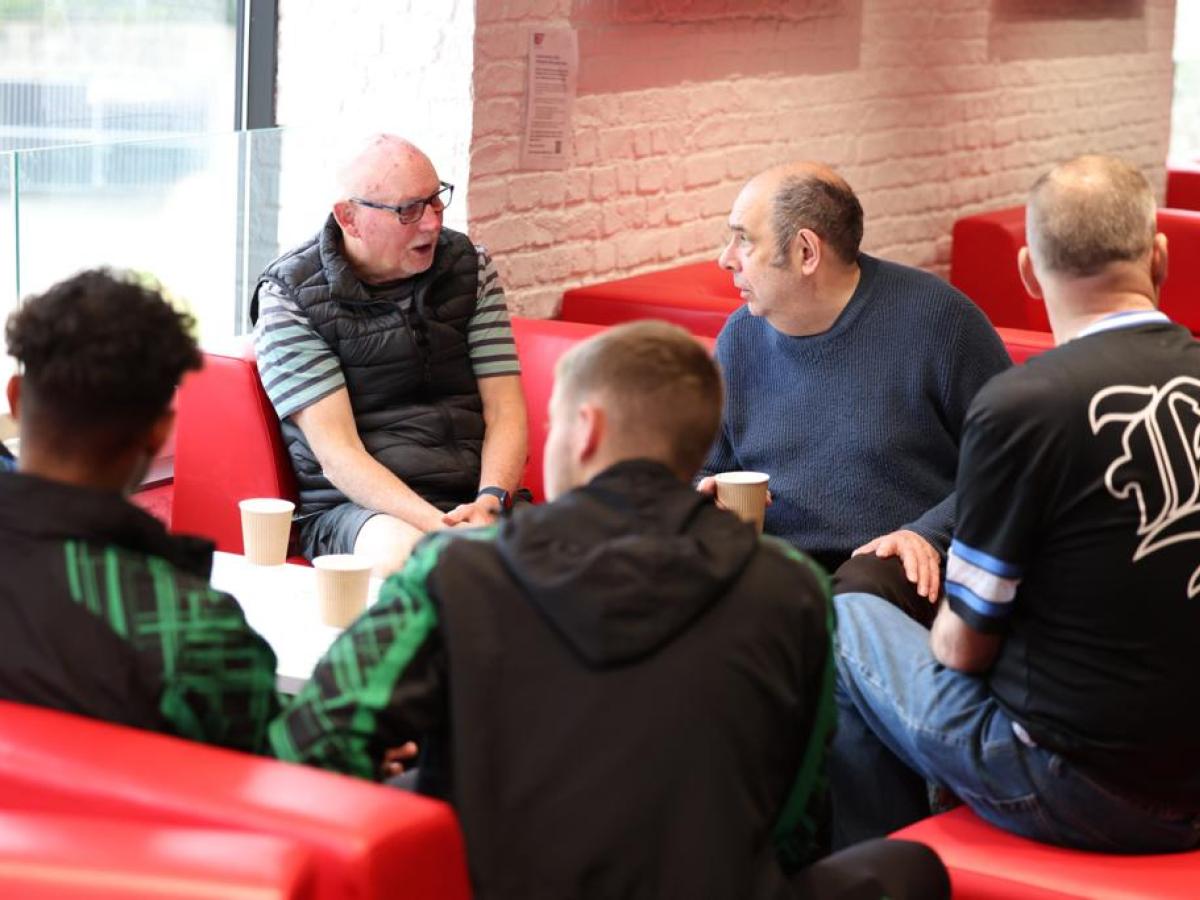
[829,592,1200,853]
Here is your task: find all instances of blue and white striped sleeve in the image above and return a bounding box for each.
[945,539,1024,632]
[946,383,1049,634]
[253,280,346,420]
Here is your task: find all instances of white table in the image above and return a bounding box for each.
[210,551,383,693]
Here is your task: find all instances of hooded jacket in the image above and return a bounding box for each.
[273,459,833,899]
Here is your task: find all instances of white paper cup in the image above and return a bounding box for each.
[239,498,295,566]
[715,471,769,533]
[313,554,374,628]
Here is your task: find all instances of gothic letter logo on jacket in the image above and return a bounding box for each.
[1089,377,1200,597]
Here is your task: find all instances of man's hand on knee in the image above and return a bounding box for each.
[441,497,501,528]
[853,529,941,601]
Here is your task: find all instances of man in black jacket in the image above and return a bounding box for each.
[273,320,946,898]
[1,270,278,751]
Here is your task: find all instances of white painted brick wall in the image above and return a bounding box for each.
[274,0,476,239]
[470,0,1178,317]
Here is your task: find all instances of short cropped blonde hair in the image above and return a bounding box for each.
[554,321,723,477]
[1027,154,1156,277]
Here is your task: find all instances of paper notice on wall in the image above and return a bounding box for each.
[520,28,578,170]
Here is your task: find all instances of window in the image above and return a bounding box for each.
[1171,0,1200,161]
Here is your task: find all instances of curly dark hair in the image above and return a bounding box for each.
[5,269,202,442]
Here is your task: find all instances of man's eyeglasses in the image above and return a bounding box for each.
[350,182,454,225]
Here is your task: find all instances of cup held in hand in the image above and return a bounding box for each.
[313,554,373,628]
[715,471,769,533]
[239,498,295,566]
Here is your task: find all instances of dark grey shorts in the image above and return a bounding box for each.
[296,501,377,559]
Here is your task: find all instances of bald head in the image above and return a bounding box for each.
[1026,155,1156,278]
[335,134,435,203]
[750,162,863,266]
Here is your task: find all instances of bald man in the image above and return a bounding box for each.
[699,162,1009,616]
[830,155,1200,850]
[252,135,526,574]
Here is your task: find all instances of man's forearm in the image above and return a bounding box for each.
[930,601,1002,673]
[321,444,446,531]
[478,381,527,492]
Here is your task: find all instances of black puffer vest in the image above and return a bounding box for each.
[255,217,484,517]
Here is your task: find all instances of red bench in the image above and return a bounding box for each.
[951,205,1200,334]
[172,340,298,555]
[511,317,716,502]
[560,260,739,338]
[171,319,1045,535]
[0,810,317,899]
[893,807,1200,899]
[1167,161,1200,212]
[0,701,471,900]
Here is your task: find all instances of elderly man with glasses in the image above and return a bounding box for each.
[252,134,527,575]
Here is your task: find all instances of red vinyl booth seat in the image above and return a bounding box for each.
[995,325,1055,364]
[172,342,297,555]
[0,810,317,900]
[951,206,1200,335]
[559,260,740,337]
[511,317,714,502]
[1167,161,1200,212]
[893,807,1200,899]
[0,701,471,900]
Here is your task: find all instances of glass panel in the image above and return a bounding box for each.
[13,132,243,346]
[0,150,14,418]
[1172,0,1200,160]
[0,1,237,154]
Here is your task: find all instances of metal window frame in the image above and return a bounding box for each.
[235,0,279,131]
[233,0,280,332]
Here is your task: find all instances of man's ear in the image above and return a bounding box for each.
[331,200,358,236]
[1018,247,1044,300]
[5,375,19,421]
[573,402,605,464]
[143,408,175,460]
[1150,232,1168,293]
[795,228,821,276]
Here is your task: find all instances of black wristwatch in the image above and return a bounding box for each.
[477,486,512,511]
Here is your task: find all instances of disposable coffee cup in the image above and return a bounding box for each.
[239,498,295,566]
[313,554,374,628]
[715,471,769,533]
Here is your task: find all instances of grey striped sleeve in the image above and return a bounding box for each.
[253,281,345,419]
[469,247,521,378]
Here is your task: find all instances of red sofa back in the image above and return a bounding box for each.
[172,343,297,554]
[0,810,317,899]
[512,318,609,502]
[0,701,471,900]
[559,260,739,337]
[893,806,1200,899]
[1167,161,1200,212]
[995,326,1055,364]
[951,205,1200,334]
[511,317,715,502]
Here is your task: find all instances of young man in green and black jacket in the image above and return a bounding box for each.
[273,321,947,899]
[1,270,278,752]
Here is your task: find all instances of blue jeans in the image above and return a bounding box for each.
[830,592,1200,853]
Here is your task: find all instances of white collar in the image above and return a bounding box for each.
[1076,310,1169,339]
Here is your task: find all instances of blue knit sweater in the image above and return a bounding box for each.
[701,254,1011,571]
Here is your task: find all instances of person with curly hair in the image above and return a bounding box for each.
[1,269,279,752]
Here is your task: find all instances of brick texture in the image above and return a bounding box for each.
[274,0,477,236]
[275,1,1178,319]
[470,0,1177,317]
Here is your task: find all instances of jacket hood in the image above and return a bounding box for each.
[495,459,760,668]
